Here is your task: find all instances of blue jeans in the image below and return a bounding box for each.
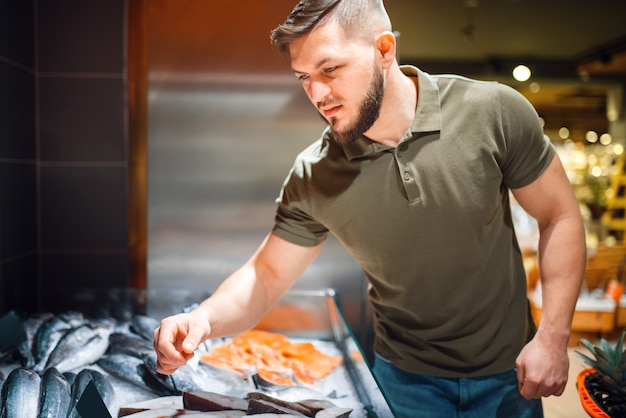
[373,353,543,418]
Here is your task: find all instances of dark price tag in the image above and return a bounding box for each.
[0,311,27,355]
[76,380,113,418]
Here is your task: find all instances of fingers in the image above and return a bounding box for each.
[153,325,184,375]
[515,336,570,400]
[518,378,538,400]
[518,371,567,399]
[553,383,566,397]
[520,382,566,399]
[153,314,205,375]
[516,367,528,397]
[181,326,205,355]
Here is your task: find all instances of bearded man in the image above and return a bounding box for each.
[154,1,586,416]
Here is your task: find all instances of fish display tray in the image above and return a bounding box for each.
[0,288,394,417]
[113,288,394,417]
[235,288,394,418]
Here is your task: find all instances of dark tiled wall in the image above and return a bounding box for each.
[0,0,130,314]
[0,0,37,313]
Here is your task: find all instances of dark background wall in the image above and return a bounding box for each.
[0,0,37,314]
[0,0,130,315]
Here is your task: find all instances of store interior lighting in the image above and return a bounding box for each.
[512,64,532,82]
[600,133,613,145]
[586,131,599,144]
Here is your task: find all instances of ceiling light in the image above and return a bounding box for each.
[585,131,598,143]
[512,65,531,82]
[559,127,570,139]
[600,133,613,145]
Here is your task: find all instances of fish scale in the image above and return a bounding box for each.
[32,313,84,373]
[38,367,72,418]
[68,368,114,418]
[130,315,160,342]
[45,324,111,374]
[97,353,175,397]
[0,367,41,418]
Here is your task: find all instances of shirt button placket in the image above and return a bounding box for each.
[396,153,421,204]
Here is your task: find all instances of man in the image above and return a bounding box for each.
[153,0,586,416]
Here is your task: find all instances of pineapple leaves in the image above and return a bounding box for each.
[576,328,626,388]
[578,329,626,417]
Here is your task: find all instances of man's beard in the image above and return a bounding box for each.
[328,66,385,145]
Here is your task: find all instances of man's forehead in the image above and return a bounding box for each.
[291,47,343,73]
[289,23,360,70]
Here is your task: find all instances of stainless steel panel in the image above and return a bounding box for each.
[146,1,370,353]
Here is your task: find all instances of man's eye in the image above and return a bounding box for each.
[297,74,310,81]
[325,67,337,73]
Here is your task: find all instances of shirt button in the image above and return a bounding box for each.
[403,171,411,181]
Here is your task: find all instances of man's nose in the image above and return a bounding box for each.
[308,79,331,104]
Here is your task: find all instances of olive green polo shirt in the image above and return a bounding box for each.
[272,66,555,377]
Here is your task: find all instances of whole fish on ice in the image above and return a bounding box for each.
[106,332,154,359]
[32,313,84,373]
[68,368,114,418]
[0,367,41,418]
[97,353,174,397]
[45,323,112,373]
[129,315,160,342]
[141,352,251,397]
[38,367,72,418]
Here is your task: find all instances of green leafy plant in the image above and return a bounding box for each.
[577,328,626,417]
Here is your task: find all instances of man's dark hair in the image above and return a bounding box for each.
[270,0,390,55]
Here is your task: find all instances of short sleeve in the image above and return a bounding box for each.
[497,84,556,189]
[272,144,329,247]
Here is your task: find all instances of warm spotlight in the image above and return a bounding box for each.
[585,131,598,144]
[512,65,531,82]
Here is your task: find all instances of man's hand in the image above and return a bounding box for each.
[152,312,211,375]
[515,329,570,399]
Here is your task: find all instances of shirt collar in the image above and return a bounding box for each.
[403,66,443,134]
[337,66,443,161]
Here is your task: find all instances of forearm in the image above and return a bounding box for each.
[512,155,586,397]
[186,233,322,341]
[193,262,281,339]
[536,214,586,347]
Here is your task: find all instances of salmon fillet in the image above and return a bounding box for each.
[200,330,342,386]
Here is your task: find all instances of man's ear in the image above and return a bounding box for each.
[376,31,397,68]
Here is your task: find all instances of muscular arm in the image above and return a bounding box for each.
[512,153,586,398]
[196,232,323,337]
[154,232,323,374]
